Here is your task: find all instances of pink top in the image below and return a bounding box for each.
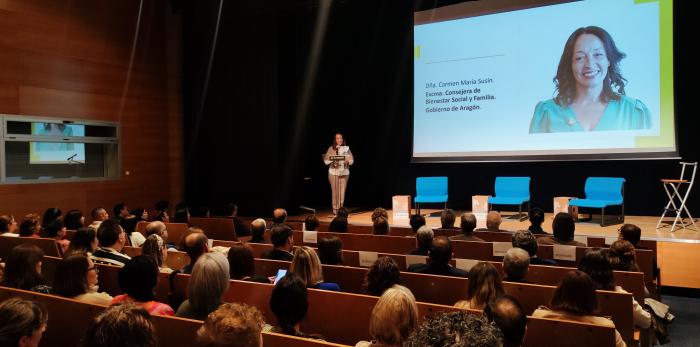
[111,294,175,316]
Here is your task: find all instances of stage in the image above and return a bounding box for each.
[299,209,700,289]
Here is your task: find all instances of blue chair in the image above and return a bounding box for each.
[415,177,448,215]
[569,177,625,227]
[487,177,531,221]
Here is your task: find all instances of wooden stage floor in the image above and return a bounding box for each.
[301,209,700,289]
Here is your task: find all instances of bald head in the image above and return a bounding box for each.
[486,211,502,230]
[429,236,453,265]
[503,248,530,281]
[272,208,287,224]
[183,232,208,263]
[486,296,527,347]
[145,221,167,240]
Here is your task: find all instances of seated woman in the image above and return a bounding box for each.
[120,216,146,247]
[52,253,113,305]
[0,214,19,237]
[63,209,85,230]
[290,246,340,291]
[176,253,230,320]
[40,220,70,255]
[41,208,62,230]
[454,262,504,310]
[1,244,51,293]
[609,240,641,272]
[317,236,343,265]
[64,227,98,257]
[197,303,265,347]
[578,249,651,328]
[19,214,42,238]
[81,303,156,347]
[141,235,172,274]
[111,255,175,316]
[227,243,270,283]
[265,272,323,339]
[363,257,401,296]
[532,270,626,347]
[0,298,48,347]
[356,285,419,347]
[328,216,348,233]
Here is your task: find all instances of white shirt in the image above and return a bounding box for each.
[324,146,354,176]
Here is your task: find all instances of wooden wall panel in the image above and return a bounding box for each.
[0,0,183,218]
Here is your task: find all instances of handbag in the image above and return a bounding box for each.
[643,298,674,345]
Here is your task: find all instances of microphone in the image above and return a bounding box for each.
[67,154,77,161]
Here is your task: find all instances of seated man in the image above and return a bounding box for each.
[407,236,468,278]
[263,224,294,261]
[180,232,209,274]
[92,219,131,266]
[512,230,556,265]
[409,226,433,256]
[484,295,527,347]
[440,209,458,229]
[270,208,289,229]
[476,211,509,232]
[409,214,426,233]
[250,218,267,243]
[503,248,530,283]
[144,221,177,250]
[537,213,586,247]
[89,207,109,230]
[372,217,390,235]
[450,213,484,242]
[528,207,547,234]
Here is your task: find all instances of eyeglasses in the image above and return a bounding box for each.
[87,266,99,273]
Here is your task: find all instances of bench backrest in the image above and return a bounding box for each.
[0,236,61,258]
[136,221,190,245]
[190,217,237,241]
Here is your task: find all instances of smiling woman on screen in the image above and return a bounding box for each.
[530,26,651,133]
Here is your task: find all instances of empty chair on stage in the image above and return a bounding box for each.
[414,177,448,215]
[487,177,531,221]
[569,177,625,227]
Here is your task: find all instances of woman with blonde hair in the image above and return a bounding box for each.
[454,262,505,310]
[290,246,340,291]
[176,252,231,320]
[356,285,419,347]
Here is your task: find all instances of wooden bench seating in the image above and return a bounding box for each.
[189,217,238,241]
[0,236,61,259]
[122,246,191,271]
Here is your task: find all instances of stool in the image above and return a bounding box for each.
[656,162,697,232]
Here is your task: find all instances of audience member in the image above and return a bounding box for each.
[173,203,190,224]
[52,253,113,305]
[89,207,109,229]
[63,209,85,230]
[113,203,129,220]
[65,227,98,257]
[532,270,625,347]
[409,214,426,233]
[356,285,418,347]
[0,214,18,237]
[484,295,527,347]
[328,216,348,232]
[537,212,586,246]
[263,225,294,261]
[450,213,484,242]
[409,225,433,256]
[196,303,264,347]
[407,236,468,278]
[271,208,288,227]
[144,221,176,250]
[372,216,390,235]
[249,218,267,243]
[112,255,175,315]
[578,249,651,328]
[121,215,146,247]
[81,303,156,347]
[371,208,388,222]
[223,203,251,237]
[609,239,641,272]
[130,208,149,223]
[511,230,557,265]
[92,219,131,266]
[155,200,170,222]
[227,243,270,283]
[40,220,70,254]
[503,248,530,283]
[19,213,42,238]
[477,211,508,232]
[304,214,320,231]
[337,207,350,219]
[405,310,503,346]
[528,207,547,234]
[141,234,172,273]
[454,262,504,310]
[0,298,48,347]
[618,224,642,247]
[1,244,51,293]
[318,236,343,265]
[363,257,401,296]
[440,209,457,229]
[266,273,323,339]
[290,246,340,291]
[180,232,210,274]
[176,253,230,320]
[190,206,210,218]
[41,208,63,229]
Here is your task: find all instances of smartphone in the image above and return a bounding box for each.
[273,269,288,284]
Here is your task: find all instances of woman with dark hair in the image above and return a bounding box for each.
[19,214,42,238]
[130,208,149,223]
[265,272,323,340]
[454,262,504,310]
[578,249,651,328]
[323,133,354,216]
[111,255,175,316]
[41,208,62,229]
[328,216,348,233]
[65,227,98,256]
[40,220,70,255]
[0,298,48,347]
[120,216,146,247]
[363,257,401,296]
[141,234,172,274]
[53,253,113,305]
[173,202,190,224]
[530,26,651,133]
[609,240,641,272]
[63,209,85,230]
[532,270,625,347]
[227,243,270,283]
[0,214,19,237]
[1,244,51,293]
[318,237,343,265]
